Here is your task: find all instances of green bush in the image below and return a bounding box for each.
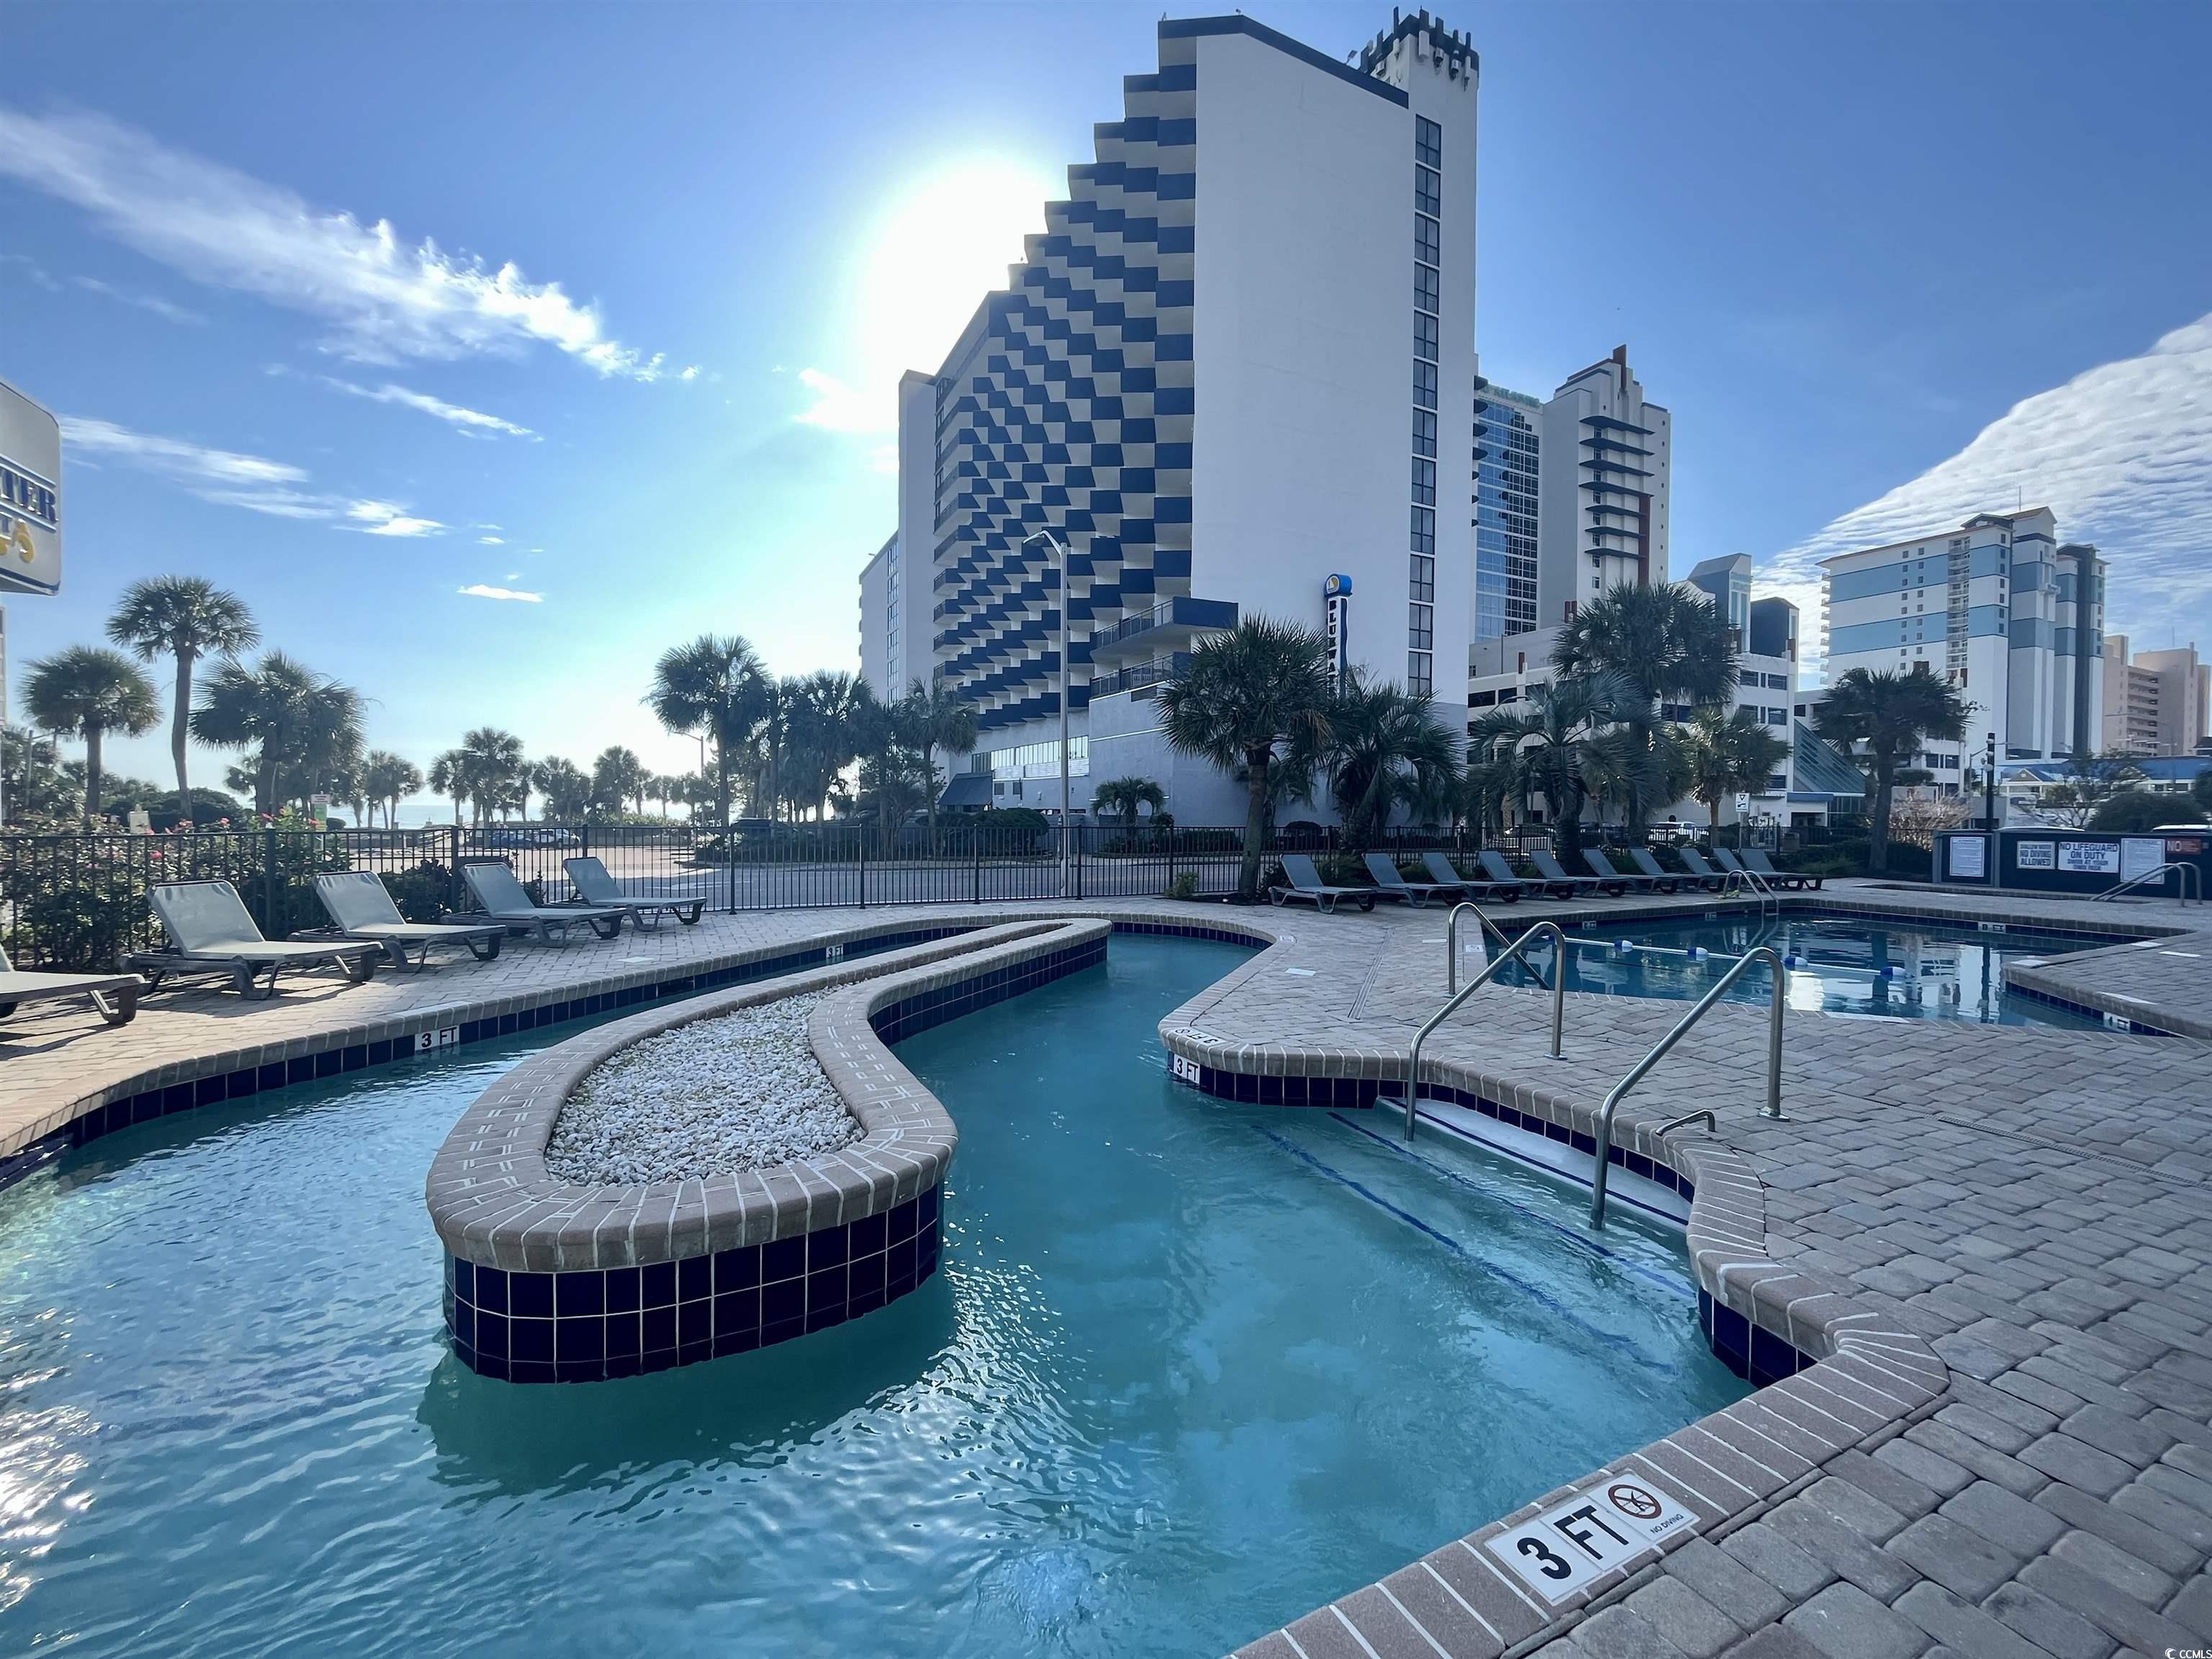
[379,861,456,922]
[1166,871,1199,902]
[2088,791,2206,833]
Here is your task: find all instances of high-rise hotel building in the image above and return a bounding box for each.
[861,11,1480,822]
[1821,508,2105,762]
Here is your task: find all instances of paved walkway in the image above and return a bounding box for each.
[6,881,2212,1653]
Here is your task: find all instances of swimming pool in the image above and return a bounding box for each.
[0,935,1743,1656]
[1485,912,2107,1028]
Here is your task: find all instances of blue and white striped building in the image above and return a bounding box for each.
[868,11,1482,822]
[1820,508,2105,763]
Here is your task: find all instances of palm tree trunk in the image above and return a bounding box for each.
[1869,767,1894,874]
[171,647,196,824]
[1238,753,1271,903]
[1708,795,1721,846]
[84,724,105,821]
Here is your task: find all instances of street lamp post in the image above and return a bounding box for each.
[1022,529,1073,898]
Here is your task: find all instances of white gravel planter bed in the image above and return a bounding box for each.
[543,992,860,1185]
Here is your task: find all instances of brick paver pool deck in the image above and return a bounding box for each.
[6,878,2211,1653]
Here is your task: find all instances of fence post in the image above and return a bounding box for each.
[974,835,982,906]
[449,824,463,910]
[857,824,867,909]
[262,826,279,932]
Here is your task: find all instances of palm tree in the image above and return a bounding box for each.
[1092,775,1166,836]
[1158,616,1334,902]
[646,634,765,832]
[104,576,258,827]
[454,727,523,826]
[1551,583,1738,833]
[1681,707,1793,846]
[191,651,363,817]
[24,646,161,820]
[429,750,468,826]
[783,672,876,822]
[900,677,977,850]
[1813,667,1969,872]
[1324,675,1462,849]
[361,750,421,829]
[534,756,592,822]
[592,745,647,817]
[1470,673,1637,859]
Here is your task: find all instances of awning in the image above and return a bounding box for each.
[939,773,994,809]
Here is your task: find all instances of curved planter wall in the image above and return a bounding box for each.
[431,919,1112,1382]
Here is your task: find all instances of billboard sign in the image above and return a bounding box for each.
[0,380,61,598]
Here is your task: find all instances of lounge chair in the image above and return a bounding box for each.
[1532,848,1627,897]
[130,879,381,998]
[1585,848,1671,894]
[0,943,141,1028]
[1673,848,1732,892]
[1421,852,1521,902]
[1359,852,1460,907]
[1629,847,1701,892]
[562,856,706,928]
[1268,853,1375,913]
[297,871,506,970]
[1745,848,1821,891]
[1475,850,1544,900]
[453,860,626,942]
[1711,847,1804,892]
[1484,848,1578,899]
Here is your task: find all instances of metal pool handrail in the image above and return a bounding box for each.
[2092,863,2202,907]
[1403,920,1567,1141]
[1589,945,1785,1229]
[1445,900,1555,995]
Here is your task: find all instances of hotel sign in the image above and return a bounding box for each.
[0,380,61,598]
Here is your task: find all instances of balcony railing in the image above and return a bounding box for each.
[1090,595,1237,654]
[1089,653,1190,699]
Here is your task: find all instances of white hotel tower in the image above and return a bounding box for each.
[1820,507,2105,762]
[862,11,1480,822]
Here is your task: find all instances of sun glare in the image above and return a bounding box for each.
[837,158,1059,424]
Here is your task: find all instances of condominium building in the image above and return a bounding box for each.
[2102,635,2209,757]
[1820,508,2104,762]
[856,530,912,701]
[1534,346,1671,631]
[863,11,1482,822]
[1470,348,1672,644]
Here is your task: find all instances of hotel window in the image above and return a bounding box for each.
[1414,214,1440,265]
[1412,408,1437,459]
[1413,360,1438,409]
[1408,653,1433,697]
[1411,457,1436,507]
[1409,554,1435,603]
[1415,164,1440,216]
[1410,505,1435,555]
[1414,263,1440,313]
[1416,116,1442,168]
[1408,603,1434,651]
[1414,310,1439,360]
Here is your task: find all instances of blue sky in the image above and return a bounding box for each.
[4,1,2208,804]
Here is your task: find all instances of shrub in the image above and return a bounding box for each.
[379,861,456,922]
[2088,791,2206,833]
[1166,871,1199,902]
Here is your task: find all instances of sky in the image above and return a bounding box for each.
[4,1,2209,808]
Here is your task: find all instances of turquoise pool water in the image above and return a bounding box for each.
[1487,912,2105,1029]
[0,935,1743,1656]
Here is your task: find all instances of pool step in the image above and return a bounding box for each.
[1375,1097,1693,1227]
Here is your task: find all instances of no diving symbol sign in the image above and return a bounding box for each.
[1484,1475,1696,1602]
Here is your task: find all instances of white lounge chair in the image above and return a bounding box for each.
[0,943,141,1028]
[298,871,506,970]
[452,860,625,943]
[1269,853,1375,913]
[562,856,706,929]
[130,879,381,998]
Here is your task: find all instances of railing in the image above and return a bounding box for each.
[1397,921,1568,1141]
[2092,863,2202,907]
[1089,653,1190,700]
[1445,900,1555,996]
[1589,945,1784,1229]
[1090,595,1238,654]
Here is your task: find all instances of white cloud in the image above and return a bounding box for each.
[793,367,885,434]
[1768,313,2212,672]
[73,274,204,325]
[0,106,670,379]
[60,414,446,536]
[458,583,541,602]
[320,375,534,438]
[0,252,60,291]
[478,534,505,544]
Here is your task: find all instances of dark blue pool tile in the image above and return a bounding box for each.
[846,1251,885,1300]
[194,1075,228,1107]
[888,1198,917,1244]
[367,1040,392,1066]
[447,1301,472,1349]
[510,1318,555,1364]
[761,1277,806,1327]
[638,1346,678,1375]
[556,1318,604,1364]
[1749,1326,1801,1388]
[677,1254,711,1303]
[763,1235,808,1283]
[342,1044,367,1071]
[226,1068,258,1099]
[714,1245,760,1292]
[509,1273,554,1321]
[475,1311,509,1359]
[642,1305,677,1354]
[917,1187,939,1230]
[474,1267,508,1315]
[258,1062,287,1092]
[509,1359,556,1385]
[313,1050,341,1079]
[451,1257,473,1300]
[605,1312,640,1359]
[556,1272,603,1318]
[603,1266,639,1313]
[848,1212,887,1260]
[679,1298,715,1348]
[1626,1152,1655,1180]
[642,1261,677,1308]
[760,1317,804,1349]
[714,1290,760,1338]
[808,1227,848,1271]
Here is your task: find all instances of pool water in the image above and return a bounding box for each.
[0,935,1743,1657]
[1488,912,2104,1029]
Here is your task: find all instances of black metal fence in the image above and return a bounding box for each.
[0,821,1570,970]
